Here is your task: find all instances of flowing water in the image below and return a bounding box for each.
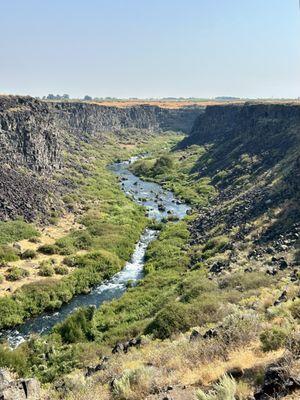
[0,157,190,347]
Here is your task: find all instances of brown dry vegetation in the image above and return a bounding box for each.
[0,214,82,296]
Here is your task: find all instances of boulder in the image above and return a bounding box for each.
[0,369,40,400]
[254,361,300,399]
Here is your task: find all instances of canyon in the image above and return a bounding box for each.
[0,97,299,400]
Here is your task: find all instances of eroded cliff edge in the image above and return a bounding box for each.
[179,102,300,256]
[0,95,201,221]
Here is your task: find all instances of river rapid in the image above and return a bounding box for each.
[0,157,190,347]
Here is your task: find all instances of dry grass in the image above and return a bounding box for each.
[284,390,300,399]
[60,336,284,400]
[0,214,82,296]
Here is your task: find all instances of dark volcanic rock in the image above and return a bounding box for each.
[0,96,61,171]
[0,95,201,221]
[52,101,202,136]
[185,102,300,248]
[254,359,300,399]
[0,166,56,222]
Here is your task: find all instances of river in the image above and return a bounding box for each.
[0,157,190,347]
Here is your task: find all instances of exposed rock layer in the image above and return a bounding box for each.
[0,95,201,173]
[182,102,300,260]
[0,95,201,221]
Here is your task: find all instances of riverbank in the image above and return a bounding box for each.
[0,136,152,330]
[1,154,190,346]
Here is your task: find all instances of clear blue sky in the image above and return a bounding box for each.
[0,0,299,98]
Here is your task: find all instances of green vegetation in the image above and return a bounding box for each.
[54,307,95,344]
[0,135,147,329]
[54,265,69,275]
[0,219,39,245]
[92,220,190,345]
[201,235,229,259]
[0,247,123,329]
[20,249,36,259]
[0,245,19,262]
[130,144,217,205]
[38,244,58,255]
[145,302,191,339]
[260,326,290,352]
[6,267,29,281]
[290,299,300,320]
[38,263,55,277]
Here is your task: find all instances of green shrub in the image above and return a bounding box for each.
[152,155,174,176]
[54,265,69,275]
[202,236,229,259]
[260,326,289,352]
[220,310,260,346]
[39,263,55,277]
[0,297,24,327]
[0,245,19,262]
[0,220,39,245]
[290,299,300,320]
[145,302,191,339]
[6,267,29,281]
[54,307,95,343]
[24,334,81,382]
[0,344,29,376]
[21,249,36,259]
[178,271,217,302]
[38,244,59,255]
[55,230,93,255]
[220,271,272,291]
[112,366,153,399]
[0,274,4,284]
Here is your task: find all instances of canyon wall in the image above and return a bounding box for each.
[0,96,201,172]
[51,101,201,139]
[0,95,201,221]
[180,102,300,247]
[181,102,300,156]
[0,96,61,172]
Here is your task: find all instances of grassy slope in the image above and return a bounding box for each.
[129,144,217,205]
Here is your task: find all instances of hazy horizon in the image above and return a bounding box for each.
[1,0,299,99]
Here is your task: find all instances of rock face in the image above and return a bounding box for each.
[0,96,61,172]
[0,95,201,221]
[0,369,40,400]
[182,102,300,269]
[181,102,300,152]
[51,101,201,138]
[0,95,201,173]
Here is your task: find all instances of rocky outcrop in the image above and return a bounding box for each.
[0,96,61,172]
[0,369,40,400]
[254,357,300,399]
[0,166,55,221]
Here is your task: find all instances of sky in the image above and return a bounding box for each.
[0,0,299,99]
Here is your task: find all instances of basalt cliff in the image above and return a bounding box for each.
[0,96,201,221]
